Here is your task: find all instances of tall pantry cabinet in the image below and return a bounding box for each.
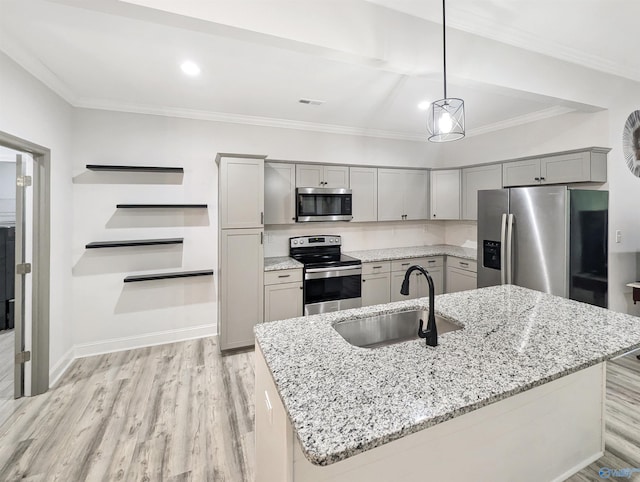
[217,154,266,351]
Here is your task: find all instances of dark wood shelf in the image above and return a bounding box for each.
[124,269,214,283]
[116,204,208,209]
[86,238,184,249]
[86,164,184,173]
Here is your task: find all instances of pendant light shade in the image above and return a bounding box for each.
[427,98,465,142]
[427,0,465,142]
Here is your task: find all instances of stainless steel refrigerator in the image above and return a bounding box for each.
[477,186,608,308]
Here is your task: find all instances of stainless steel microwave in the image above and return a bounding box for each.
[296,187,353,222]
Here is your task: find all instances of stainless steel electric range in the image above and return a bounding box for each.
[289,235,362,315]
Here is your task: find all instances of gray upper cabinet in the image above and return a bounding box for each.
[502,148,608,187]
[264,162,296,224]
[502,158,541,187]
[220,156,265,229]
[378,168,428,221]
[349,167,378,222]
[461,164,502,220]
[430,169,461,220]
[296,164,349,188]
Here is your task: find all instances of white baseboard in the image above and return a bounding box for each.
[49,345,75,388]
[552,450,605,482]
[74,323,217,359]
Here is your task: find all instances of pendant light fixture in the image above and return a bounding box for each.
[427,0,465,142]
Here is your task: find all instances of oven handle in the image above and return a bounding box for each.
[305,266,362,280]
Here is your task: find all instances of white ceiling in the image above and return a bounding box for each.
[1,0,636,141]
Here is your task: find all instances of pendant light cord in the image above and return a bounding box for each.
[442,0,447,100]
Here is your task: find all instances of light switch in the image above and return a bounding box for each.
[615,230,622,243]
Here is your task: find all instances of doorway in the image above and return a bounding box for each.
[0,131,50,414]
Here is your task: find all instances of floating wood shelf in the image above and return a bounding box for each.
[116,204,208,209]
[86,238,184,249]
[124,269,214,283]
[86,164,184,173]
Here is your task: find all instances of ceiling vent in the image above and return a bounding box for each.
[298,98,325,106]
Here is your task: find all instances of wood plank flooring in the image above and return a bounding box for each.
[0,337,637,482]
[0,329,15,426]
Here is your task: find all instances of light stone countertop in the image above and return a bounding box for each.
[254,285,640,466]
[264,244,476,272]
[264,256,304,271]
[345,244,477,263]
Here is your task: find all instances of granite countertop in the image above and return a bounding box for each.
[264,256,304,271]
[345,244,477,262]
[264,244,476,272]
[255,285,640,466]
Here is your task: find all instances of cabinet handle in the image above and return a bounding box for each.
[373,265,382,269]
[292,217,296,221]
[401,263,410,266]
[460,261,469,266]
[278,274,291,278]
[534,177,540,181]
[428,260,436,264]
[362,279,366,283]
[299,286,303,290]
[540,177,545,181]
[260,212,264,224]
[260,232,263,244]
[433,214,437,218]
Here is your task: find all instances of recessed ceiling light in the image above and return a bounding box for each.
[418,100,432,111]
[180,61,201,76]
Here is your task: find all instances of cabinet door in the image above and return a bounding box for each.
[430,169,461,220]
[390,271,419,302]
[264,162,296,224]
[349,167,378,222]
[446,266,477,293]
[220,229,264,350]
[541,151,590,184]
[377,169,406,221]
[296,164,323,187]
[462,164,503,220]
[404,170,429,220]
[361,273,390,307]
[502,159,541,187]
[416,267,444,297]
[220,157,264,229]
[264,282,303,322]
[324,165,349,188]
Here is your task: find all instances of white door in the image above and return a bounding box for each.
[296,164,323,187]
[502,159,541,187]
[323,165,349,188]
[540,152,590,184]
[264,162,296,224]
[264,282,303,322]
[349,167,377,222]
[404,170,429,220]
[446,266,477,293]
[361,273,390,307]
[430,170,461,220]
[220,157,264,228]
[377,169,406,221]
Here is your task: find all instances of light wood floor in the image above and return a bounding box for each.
[0,329,15,424]
[0,337,637,482]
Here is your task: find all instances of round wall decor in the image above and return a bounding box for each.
[623,109,640,177]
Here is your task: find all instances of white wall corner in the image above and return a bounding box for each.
[49,345,76,388]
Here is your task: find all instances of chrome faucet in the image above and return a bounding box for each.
[400,265,438,347]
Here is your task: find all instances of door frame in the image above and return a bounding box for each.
[0,130,50,396]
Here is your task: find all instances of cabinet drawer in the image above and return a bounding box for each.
[264,269,303,285]
[447,256,477,273]
[362,261,391,275]
[391,256,443,272]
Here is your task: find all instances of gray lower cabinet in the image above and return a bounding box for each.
[361,262,391,307]
[446,256,477,293]
[264,269,303,322]
[219,228,264,350]
[390,257,444,301]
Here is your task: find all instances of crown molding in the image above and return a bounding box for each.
[448,8,640,83]
[466,106,575,138]
[0,32,78,105]
[74,98,431,142]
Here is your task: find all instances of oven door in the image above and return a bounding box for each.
[296,187,353,222]
[304,265,362,315]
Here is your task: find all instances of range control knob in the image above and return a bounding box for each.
[329,239,334,243]
[334,238,339,243]
[293,240,298,244]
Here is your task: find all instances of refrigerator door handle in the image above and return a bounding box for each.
[506,213,515,284]
[500,213,507,285]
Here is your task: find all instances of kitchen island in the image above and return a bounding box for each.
[254,285,640,482]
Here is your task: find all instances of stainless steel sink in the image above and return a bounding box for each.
[332,310,462,348]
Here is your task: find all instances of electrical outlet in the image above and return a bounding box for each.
[615,230,622,244]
